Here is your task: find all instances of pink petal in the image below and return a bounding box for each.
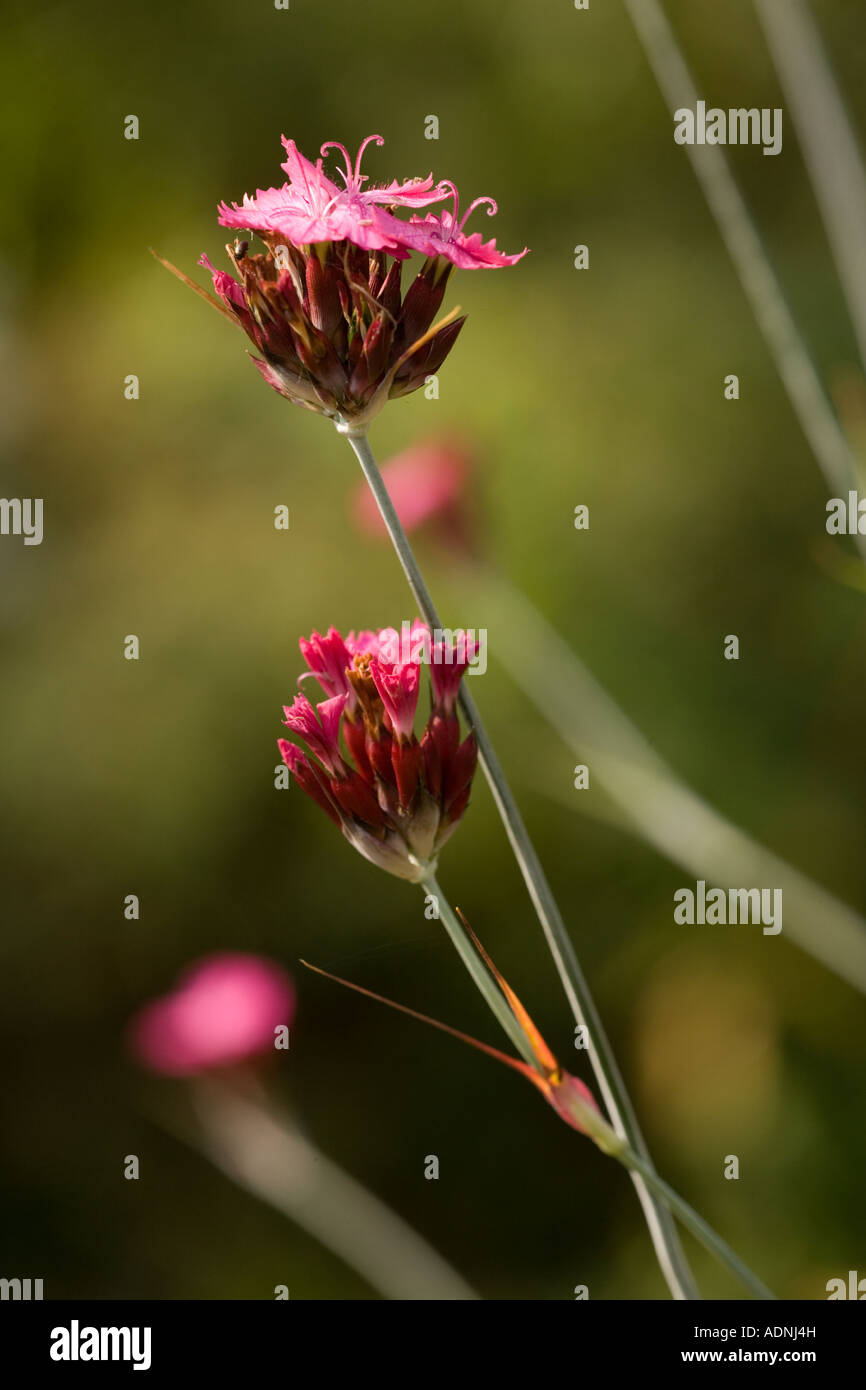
[430,630,478,712]
[401,211,528,268]
[299,627,354,702]
[128,954,295,1076]
[282,692,346,773]
[197,253,247,311]
[370,657,420,740]
[280,137,341,201]
[362,174,450,209]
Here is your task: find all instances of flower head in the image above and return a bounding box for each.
[279,624,478,882]
[156,134,526,431]
[194,233,464,432]
[128,954,295,1077]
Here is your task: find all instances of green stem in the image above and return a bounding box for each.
[423,876,775,1301]
[619,1149,776,1301]
[423,874,540,1073]
[343,419,699,1301]
[469,565,866,994]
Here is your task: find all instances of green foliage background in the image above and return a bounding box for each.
[1,0,864,1298]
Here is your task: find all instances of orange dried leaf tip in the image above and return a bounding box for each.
[149,249,236,325]
[455,908,560,1077]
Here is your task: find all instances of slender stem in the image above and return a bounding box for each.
[423,873,774,1300]
[617,1148,776,1302]
[756,0,866,378]
[576,1092,775,1300]
[624,0,866,560]
[424,873,541,1073]
[343,426,700,1301]
[470,566,866,995]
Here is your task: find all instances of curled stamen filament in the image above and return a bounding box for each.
[354,133,384,185]
[458,195,498,232]
[321,135,385,192]
[437,183,498,239]
[320,140,354,188]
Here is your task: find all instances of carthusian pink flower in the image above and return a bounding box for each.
[129,953,295,1077]
[278,624,478,882]
[155,134,526,432]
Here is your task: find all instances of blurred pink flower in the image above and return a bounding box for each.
[353,438,472,543]
[129,954,295,1076]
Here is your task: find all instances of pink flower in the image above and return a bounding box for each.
[281,625,478,881]
[352,437,471,543]
[219,135,448,256]
[157,133,527,429]
[129,954,295,1076]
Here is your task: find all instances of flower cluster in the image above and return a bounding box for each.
[188,135,526,431]
[279,624,478,882]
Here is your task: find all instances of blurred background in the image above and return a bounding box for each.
[1,0,865,1299]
